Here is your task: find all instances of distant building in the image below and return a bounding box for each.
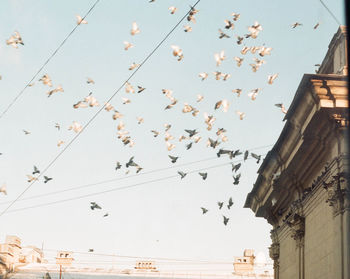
[19,246,43,264]
[134,260,157,271]
[245,26,349,279]
[0,235,22,271]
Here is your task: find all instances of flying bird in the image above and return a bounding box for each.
[201,207,208,214]
[218,29,230,39]
[184,129,198,138]
[88,249,94,252]
[199,172,207,180]
[198,72,208,81]
[68,121,83,133]
[39,74,52,87]
[217,202,224,209]
[231,13,240,21]
[126,157,138,168]
[234,56,244,67]
[43,176,53,183]
[268,74,279,84]
[227,197,234,209]
[171,45,184,61]
[251,153,262,164]
[76,15,88,25]
[6,31,24,48]
[137,86,146,93]
[214,50,226,66]
[292,22,302,28]
[168,6,177,14]
[314,22,320,29]
[231,163,241,173]
[115,161,122,170]
[87,77,95,84]
[224,20,234,29]
[233,173,241,185]
[47,85,64,97]
[27,175,38,183]
[103,213,109,217]
[232,88,242,97]
[131,22,140,35]
[124,41,134,50]
[0,184,7,195]
[168,155,179,163]
[23,129,31,135]
[196,94,204,102]
[275,103,287,114]
[178,171,187,179]
[223,215,229,226]
[236,111,245,120]
[32,166,40,175]
[151,130,160,137]
[90,202,102,210]
[183,25,192,32]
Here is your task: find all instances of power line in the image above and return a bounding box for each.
[4,155,264,214]
[0,144,272,206]
[0,0,201,218]
[319,0,341,26]
[0,0,101,121]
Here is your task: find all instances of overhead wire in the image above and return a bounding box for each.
[4,155,265,214]
[0,0,101,120]
[0,0,201,218]
[319,0,342,26]
[0,144,272,206]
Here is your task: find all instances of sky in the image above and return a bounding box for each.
[0,0,346,271]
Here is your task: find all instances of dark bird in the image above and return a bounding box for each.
[233,173,241,185]
[168,155,179,163]
[223,215,229,226]
[313,22,320,29]
[136,166,143,173]
[292,22,302,28]
[184,129,198,138]
[103,213,109,217]
[32,166,40,175]
[201,207,208,214]
[231,163,241,173]
[208,138,220,149]
[217,202,224,209]
[218,29,230,39]
[90,202,102,210]
[43,176,52,183]
[178,171,187,179]
[217,149,232,158]
[227,197,234,209]
[236,36,244,45]
[116,161,122,170]
[233,149,242,157]
[88,249,94,252]
[186,142,193,150]
[251,153,262,163]
[126,157,138,168]
[244,150,249,161]
[23,130,31,135]
[199,172,207,180]
[137,86,146,93]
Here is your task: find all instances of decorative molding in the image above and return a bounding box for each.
[286,213,305,248]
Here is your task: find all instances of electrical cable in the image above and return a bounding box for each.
[319,0,341,26]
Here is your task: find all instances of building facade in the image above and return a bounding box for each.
[245,26,349,279]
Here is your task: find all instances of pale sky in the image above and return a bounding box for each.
[0,0,346,269]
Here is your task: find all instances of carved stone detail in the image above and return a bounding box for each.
[287,213,305,248]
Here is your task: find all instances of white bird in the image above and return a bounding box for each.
[131,22,140,35]
[112,110,123,120]
[232,88,242,97]
[47,85,64,97]
[275,103,287,114]
[137,117,144,124]
[39,74,52,87]
[224,20,234,29]
[236,111,245,120]
[234,57,244,67]
[68,121,83,133]
[57,140,65,147]
[6,31,24,48]
[27,175,38,183]
[197,94,204,102]
[248,92,258,100]
[259,47,272,57]
[73,101,88,109]
[268,73,279,84]
[169,6,177,14]
[117,121,125,131]
[198,72,208,81]
[0,183,7,195]
[76,15,88,25]
[123,41,134,50]
[240,46,251,55]
[87,77,95,84]
[222,73,231,81]
[183,25,192,32]
[213,71,222,80]
[171,45,184,61]
[122,97,131,105]
[125,82,135,93]
[231,13,240,21]
[129,62,140,71]
[88,96,99,107]
[214,50,226,66]
[104,103,114,112]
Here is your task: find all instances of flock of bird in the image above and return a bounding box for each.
[0,3,322,228]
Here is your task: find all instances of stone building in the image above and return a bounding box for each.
[244,26,349,279]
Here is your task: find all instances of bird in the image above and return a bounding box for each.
[23,129,31,135]
[227,197,234,209]
[201,207,208,214]
[47,85,64,97]
[194,136,201,143]
[165,132,174,141]
[151,130,159,137]
[240,46,251,55]
[73,101,88,109]
[68,121,83,133]
[184,129,198,138]
[171,45,184,61]
[199,172,207,180]
[87,77,95,84]
[187,6,198,23]
[104,103,114,112]
[251,153,262,164]
[131,22,140,35]
[231,163,241,173]
[232,13,240,21]
[122,97,131,105]
[244,150,249,161]
[88,249,94,252]
[268,74,279,84]
[112,110,123,120]
[207,138,220,149]
[0,184,7,195]
[168,6,177,14]
[214,50,226,66]
[292,22,302,28]
[33,166,40,175]
[166,142,176,151]
[6,31,24,48]
[126,157,138,168]
[314,22,320,29]
[236,111,245,120]
[233,173,241,185]
[222,73,230,81]
[178,171,187,179]
[216,149,232,158]
[76,15,88,25]
[168,155,179,163]
[232,88,242,97]
[275,103,288,114]
[186,142,193,150]
[213,71,222,80]
[198,72,208,81]
[103,213,109,217]
[43,176,53,183]
[217,202,224,209]
[39,74,52,87]
[115,161,122,170]
[129,62,140,71]
[259,47,272,57]
[234,57,244,67]
[218,29,230,39]
[136,117,144,124]
[137,86,146,93]
[55,123,60,130]
[223,215,229,226]
[224,20,234,29]
[90,202,102,210]
[196,94,204,102]
[123,41,134,50]
[236,36,244,45]
[27,175,38,183]
[183,25,192,32]
[164,123,171,131]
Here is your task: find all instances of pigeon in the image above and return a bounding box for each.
[224,20,234,29]
[244,150,249,161]
[207,138,220,149]
[166,142,176,151]
[268,74,279,84]
[196,94,204,102]
[131,22,140,35]
[292,22,302,28]
[90,202,102,210]
[115,162,122,170]
[231,163,241,172]
[104,103,114,112]
[232,88,242,97]
[275,103,287,114]
[199,172,207,180]
[251,153,262,164]
[6,31,24,48]
[39,74,52,87]
[216,149,232,158]
[43,176,53,183]
[227,197,234,209]
[217,202,224,209]
[201,207,208,214]
[73,101,88,109]
[136,166,143,173]
[236,111,245,120]
[122,97,131,105]
[186,142,193,150]
[137,86,145,93]
[232,13,240,21]
[55,123,60,130]
[233,173,241,185]
[88,249,94,252]
[218,29,230,39]
[234,57,244,67]
[47,85,64,97]
[126,157,138,168]
[33,166,40,175]
[259,47,272,57]
[151,130,160,137]
[184,129,198,138]
[184,25,192,32]
[171,45,184,61]
[168,155,179,163]
[76,15,87,25]
[129,62,140,71]
[198,73,208,81]
[233,150,242,157]
[27,175,38,183]
[68,121,83,133]
[223,215,229,226]
[87,77,95,84]
[168,6,177,14]
[103,213,109,217]
[314,22,320,29]
[178,171,187,179]
[214,50,226,66]
[23,130,31,135]
[124,41,134,50]
[0,184,7,195]
[236,36,244,45]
